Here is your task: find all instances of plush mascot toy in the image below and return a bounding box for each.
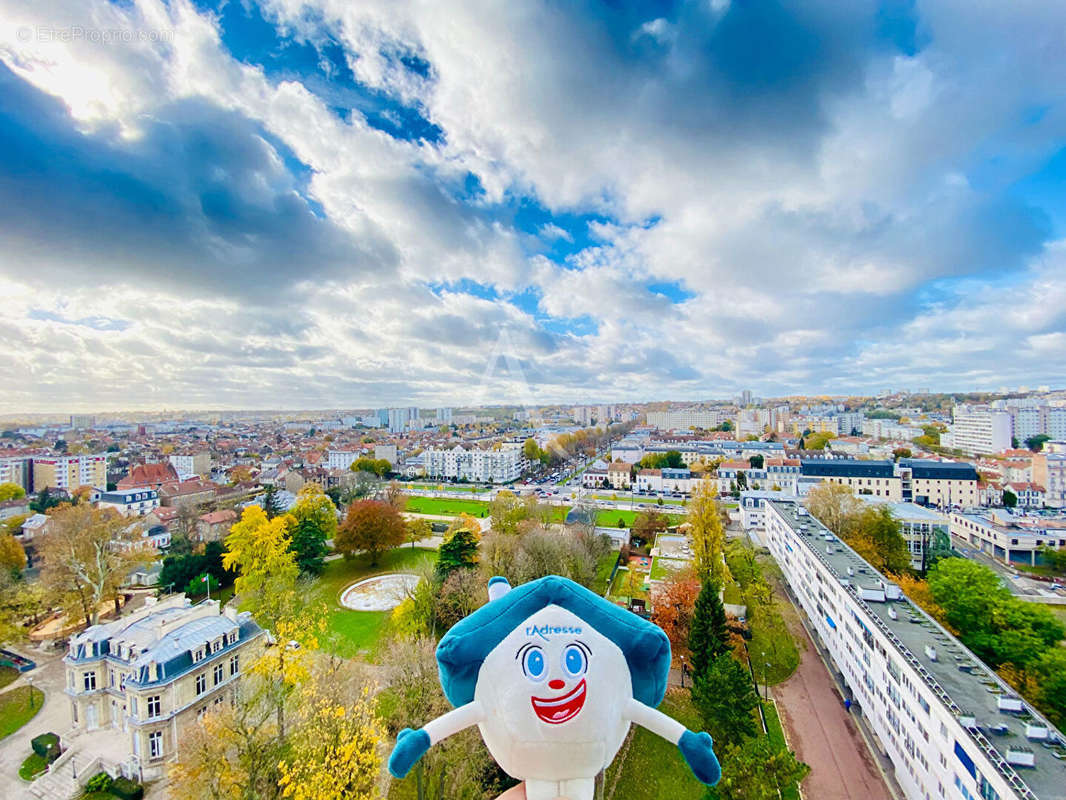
[388,575,721,800]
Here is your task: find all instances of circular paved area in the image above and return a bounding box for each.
[339,574,420,611]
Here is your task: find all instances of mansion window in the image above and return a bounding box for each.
[196,673,206,695]
[213,664,224,685]
[83,672,96,691]
[147,695,161,718]
[149,731,163,759]
[229,655,239,676]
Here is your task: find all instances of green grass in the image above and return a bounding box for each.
[596,509,684,528]
[404,496,490,517]
[19,751,48,780]
[763,701,802,800]
[649,556,687,582]
[0,686,44,740]
[608,567,650,603]
[604,689,706,799]
[317,547,437,658]
[593,550,620,595]
[0,665,18,690]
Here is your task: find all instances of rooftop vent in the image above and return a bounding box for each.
[990,723,1010,736]
[1024,723,1048,741]
[958,712,977,727]
[924,645,938,662]
[1005,746,1035,768]
[888,607,898,620]
[999,696,1024,713]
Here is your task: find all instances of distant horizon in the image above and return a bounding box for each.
[2,386,1063,423]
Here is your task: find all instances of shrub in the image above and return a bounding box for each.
[109,777,144,800]
[85,771,113,793]
[31,732,60,762]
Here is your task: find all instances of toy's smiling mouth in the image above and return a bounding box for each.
[531,678,586,724]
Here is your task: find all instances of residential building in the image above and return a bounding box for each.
[1032,449,1066,509]
[64,596,266,782]
[951,406,1013,455]
[1005,482,1045,509]
[168,452,211,479]
[327,449,360,470]
[739,490,796,530]
[858,499,952,571]
[950,510,1066,567]
[645,409,727,430]
[861,419,925,440]
[635,468,662,493]
[374,444,398,466]
[422,446,523,483]
[197,509,238,542]
[0,455,32,491]
[764,458,801,492]
[98,488,160,517]
[70,414,97,429]
[765,500,1066,800]
[606,462,632,490]
[897,459,979,509]
[435,407,453,423]
[800,459,902,500]
[33,454,107,491]
[158,479,217,508]
[117,463,179,492]
[582,468,609,489]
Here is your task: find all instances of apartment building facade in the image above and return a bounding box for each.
[951,406,1013,455]
[765,500,1066,800]
[422,446,523,483]
[98,488,160,517]
[326,449,360,470]
[1032,450,1066,509]
[0,455,32,491]
[645,409,727,430]
[64,596,266,782]
[33,454,108,491]
[168,451,211,478]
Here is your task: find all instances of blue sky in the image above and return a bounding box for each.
[0,0,1064,411]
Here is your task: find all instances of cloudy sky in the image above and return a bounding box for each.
[1,0,1064,412]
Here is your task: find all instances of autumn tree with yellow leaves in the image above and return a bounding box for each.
[688,478,731,586]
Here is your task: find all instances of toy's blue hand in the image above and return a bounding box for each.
[679,729,721,785]
[388,728,431,778]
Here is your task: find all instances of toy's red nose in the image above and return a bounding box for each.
[548,679,565,690]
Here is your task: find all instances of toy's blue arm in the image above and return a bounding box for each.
[388,701,484,778]
[625,698,720,785]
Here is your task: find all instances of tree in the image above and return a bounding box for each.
[712,734,810,800]
[855,505,910,574]
[350,457,390,477]
[691,653,758,746]
[29,489,61,513]
[688,580,731,681]
[522,438,542,463]
[805,482,862,539]
[735,470,747,490]
[336,500,405,566]
[405,517,432,549]
[288,485,337,577]
[0,482,25,502]
[1025,434,1051,452]
[224,506,299,630]
[39,504,149,627]
[1002,488,1018,508]
[747,455,763,470]
[651,568,701,661]
[436,527,480,579]
[434,566,485,630]
[892,447,912,460]
[186,572,219,597]
[278,681,383,800]
[488,490,528,535]
[631,510,668,545]
[0,532,26,577]
[261,486,283,519]
[1031,648,1066,727]
[689,480,730,586]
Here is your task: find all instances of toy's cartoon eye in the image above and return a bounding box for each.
[522,646,547,681]
[562,643,589,677]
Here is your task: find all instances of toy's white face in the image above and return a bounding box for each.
[475,605,632,751]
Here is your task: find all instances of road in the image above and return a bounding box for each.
[0,646,70,793]
[950,538,1066,601]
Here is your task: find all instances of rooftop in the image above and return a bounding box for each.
[769,500,1066,800]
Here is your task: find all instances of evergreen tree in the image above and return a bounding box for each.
[289,516,328,576]
[691,653,758,747]
[261,485,282,519]
[688,579,730,681]
[436,527,479,579]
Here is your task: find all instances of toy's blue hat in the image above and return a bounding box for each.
[436,575,671,709]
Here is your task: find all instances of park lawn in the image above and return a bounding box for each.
[317,547,437,658]
[596,509,684,528]
[608,568,650,604]
[0,665,18,690]
[404,496,490,517]
[763,700,803,800]
[747,597,800,685]
[0,686,43,740]
[603,689,705,800]
[19,751,48,780]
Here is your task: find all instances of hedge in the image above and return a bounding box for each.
[30,732,60,762]
[109,776,144,800]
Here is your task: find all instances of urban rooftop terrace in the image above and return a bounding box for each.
[768,500,1066,800]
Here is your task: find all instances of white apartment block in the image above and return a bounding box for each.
[422,446,523,483]
[168,452,211,479]
[765,500,1066,800]
[951,406,1013,455]
[98,488,160,517]
[65,596,266,782]
[374,444,398,466]
[645,409,727,430]
[435,407,453,423]
[327,449,360,470]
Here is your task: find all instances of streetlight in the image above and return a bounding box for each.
[679,655,687,689]
[27,675,35,709]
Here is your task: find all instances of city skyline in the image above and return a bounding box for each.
[1,1,1065,411]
